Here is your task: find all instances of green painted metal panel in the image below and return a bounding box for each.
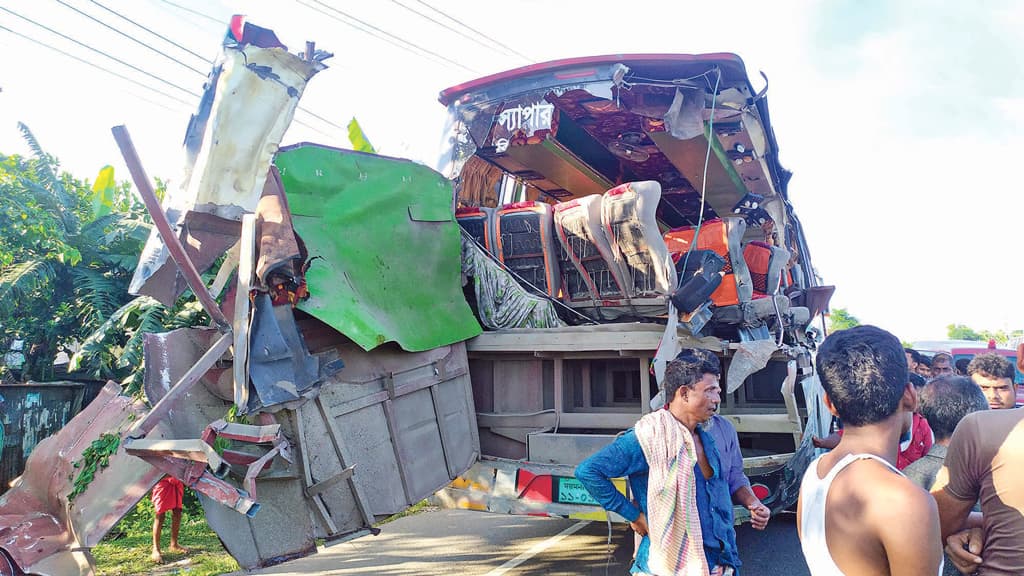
[275,145,481,352]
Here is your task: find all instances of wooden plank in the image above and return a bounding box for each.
[742,452,794,471]
[470,332,661,353]
[476,412,559,429]
[493,360,544,412]
[533,351,651,359]
[488,408,796,434]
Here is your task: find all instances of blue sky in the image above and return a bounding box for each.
[2,0,1022,342]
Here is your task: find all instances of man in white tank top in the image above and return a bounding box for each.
[796,325,944,575]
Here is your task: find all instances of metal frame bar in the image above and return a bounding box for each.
[111,125,230,331]
[381,391,415,504]
[314,396,377,529]
[130,453,259,517]
[293,410,340,536]
[242,443,285,500]
[209,420,282,444]
[128,332,232,438]
[123,438,225,474]
[429,386,455,478]
[553,358,564,416]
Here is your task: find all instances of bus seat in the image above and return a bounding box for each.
[664,217,753,307]
[552,195,628,304]
[456,206,495,254]
[601,181,677,300]
[743,241,790,297]
[494,201,561,298]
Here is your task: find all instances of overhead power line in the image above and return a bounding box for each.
[120,0,350,135]
[87,0,212,64]
[294,0,416,64]
[298,0,477,74]
[385,0,519,61]
[5,2,348,142]
[54,0,206,75]
[0,23,194,110]
[152,0,223,26]
[0,22,337,140]
[0,5,200,98]
[1,17,339,141]
[410,0,532,62]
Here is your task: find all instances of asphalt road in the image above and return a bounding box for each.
[232,508,809,575]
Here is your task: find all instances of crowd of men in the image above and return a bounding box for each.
[576,327,1022,575]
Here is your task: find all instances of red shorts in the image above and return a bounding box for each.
[151,476,184,514]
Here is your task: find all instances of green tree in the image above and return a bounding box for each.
[0,123,164,383]
[1,124,213,396]
[947,324,984,341]
[827,307,860,332]
[69,295,208,395]
[946,324,1023,346]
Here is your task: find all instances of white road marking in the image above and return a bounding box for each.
[483,520,591,576]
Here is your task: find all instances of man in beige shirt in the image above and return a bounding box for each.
[933,408,1024,575]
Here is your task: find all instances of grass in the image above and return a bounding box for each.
[374,499,434,527]
[92,494,239,576]
[92,495,436,575]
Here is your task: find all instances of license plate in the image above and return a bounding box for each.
[555,477,599,505]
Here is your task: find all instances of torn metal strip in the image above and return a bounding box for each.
[129,34,328,304]
[233,214,257,411]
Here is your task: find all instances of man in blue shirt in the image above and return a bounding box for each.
[697,352,770,531]
[576,350,747,575]
[705,414,770,530]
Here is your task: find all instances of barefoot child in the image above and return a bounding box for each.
[150,476,189,563]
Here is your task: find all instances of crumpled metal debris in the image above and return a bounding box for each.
[726,339,779,393]
[0,382,167,576]
[248,293,331,411]
[255,166,307,298]
[129,22,329,304]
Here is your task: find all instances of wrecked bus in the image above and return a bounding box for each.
[431,54,835,521]
[0,20,833,576]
